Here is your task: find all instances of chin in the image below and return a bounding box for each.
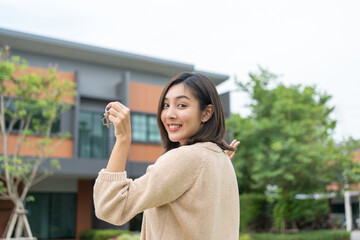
[169,138,179,143]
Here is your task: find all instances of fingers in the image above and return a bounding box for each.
[230,139,240,149]
[106,102,130,120]
[105,102,131,139]
[107,101,128,114]
[226,139,240,160]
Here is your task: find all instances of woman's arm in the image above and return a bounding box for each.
[93,145,204,226]
[104,101,131,172]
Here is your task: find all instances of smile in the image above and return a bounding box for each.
[168,124,182,131]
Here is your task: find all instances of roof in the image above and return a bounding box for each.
[0,28,228,85]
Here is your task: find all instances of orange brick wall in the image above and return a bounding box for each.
[0,67,75,159]
[129,82,163,113]
[129,143,163,163]
[6,66,76,104]
[0,134,73,159]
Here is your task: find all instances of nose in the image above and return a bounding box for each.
[165,106,176,119]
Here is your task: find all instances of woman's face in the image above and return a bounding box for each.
[161,83,204,145]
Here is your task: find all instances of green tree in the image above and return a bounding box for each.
[0,45,76,238]
[332,137,360,231]
[332,137,360,192]
[227,67,338,232]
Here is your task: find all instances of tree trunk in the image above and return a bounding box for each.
[15,214,24,238]
[2,210,15,238]
[5,202,34,239]
[280,220,286,233]
[291,220,298,230]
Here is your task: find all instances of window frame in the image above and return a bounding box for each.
[25,192,77,239]
[78,110,109,160]
[131,112,161,144]
[3,96,62,135]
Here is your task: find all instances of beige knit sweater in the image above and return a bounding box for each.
[93,142,240,240]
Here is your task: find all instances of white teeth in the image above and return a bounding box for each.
[169,125,180,129]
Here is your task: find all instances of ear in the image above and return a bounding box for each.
[201,104,214,123]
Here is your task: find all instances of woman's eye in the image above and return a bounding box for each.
[178,104,186,108]
[163,103,169,108]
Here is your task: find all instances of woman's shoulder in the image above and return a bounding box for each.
[154,142,228,176]
[164,142,223,159]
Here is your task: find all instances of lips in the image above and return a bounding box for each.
[167,124,182,132]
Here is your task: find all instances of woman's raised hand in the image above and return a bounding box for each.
[225,140,240,160]
[106,101,132,142]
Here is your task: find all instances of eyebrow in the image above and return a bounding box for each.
[164,95,191,101]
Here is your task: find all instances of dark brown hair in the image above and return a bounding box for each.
[157,72,235,152]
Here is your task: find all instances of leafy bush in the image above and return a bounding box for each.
[239,233,253,240]
[240,193,272,232]
[113,233,140,240]
[272,196,331,230]
[80,229,134,240]
[248,230,350,240]
[287,198,330,229]
[240,193,331,232]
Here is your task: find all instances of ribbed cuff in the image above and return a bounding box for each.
[98,169,128,181]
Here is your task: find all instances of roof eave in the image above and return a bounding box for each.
[0,27,228,84]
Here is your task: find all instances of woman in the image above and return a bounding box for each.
[93,72,240,240]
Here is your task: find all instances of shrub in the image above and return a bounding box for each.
[272,197,330,230]
[248,230,350,240]
[240,193,271,232]
[114,233,140,240]
[239,233,254,240]
[80,229,134,240]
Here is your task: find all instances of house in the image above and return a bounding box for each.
[329,150,360,229]
[0,28,230,239]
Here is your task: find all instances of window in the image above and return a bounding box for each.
[4,98,60,133]
[132,113,161,143]
[79,111,108,159]
[26,193,76,239]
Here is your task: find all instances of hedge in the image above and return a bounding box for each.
[113,233,140,240]
[243,230,350,240]
[80,229,135,240]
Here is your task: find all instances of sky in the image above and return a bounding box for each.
[0,0,359,141]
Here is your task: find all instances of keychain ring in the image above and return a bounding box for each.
[102,107,112,128]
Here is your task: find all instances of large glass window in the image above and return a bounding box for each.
[4,97,60,133]
[132,113,161,143]
[79,111,108,159]
[26,193,76,239]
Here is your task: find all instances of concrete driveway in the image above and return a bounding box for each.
[352,230,360,240]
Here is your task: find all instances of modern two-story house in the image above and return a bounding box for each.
[0,28,230,240]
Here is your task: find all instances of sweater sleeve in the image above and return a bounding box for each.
[93,146,204,226]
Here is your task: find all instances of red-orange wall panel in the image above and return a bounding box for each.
[129,82,163,113]
[129,143,163,163]
[0,134,73,158]
[7,66,76,104]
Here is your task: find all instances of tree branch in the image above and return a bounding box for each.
[13,114,31,159]
[20,114,54,202]
[31,172,50,187]
[7,113,18,135]
[0,94,12,196]
[20,155,45,202]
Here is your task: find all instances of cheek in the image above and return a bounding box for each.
[160,111,166,124]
